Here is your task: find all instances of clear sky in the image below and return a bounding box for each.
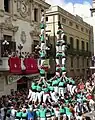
[45,0,92,18]
[65,0,91,4]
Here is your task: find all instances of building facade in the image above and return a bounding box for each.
[46,6,94,79]
[0,0,50,96]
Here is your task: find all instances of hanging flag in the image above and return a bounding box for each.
[24,58,39,74]
[8,57,22,74]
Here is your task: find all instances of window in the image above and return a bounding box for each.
[70,37,74,49]
[69,21,73,26]
[1,35,16,57]
[62,18,66,23]
[76,39,79,50]
[86,29,88,33]
[76,24,79,29]
[82,58,84,67]
[63,35,67,43]
[4,35,12,41]
[34,8,38,22]
[71,57,73,68]
[59,15,60,21]
[86,42,88,51]
[77,57,79,68]
[81,41,85,50]
[4,0,10,12]
[87,58,89,67]
[81,27,84,32]
[46,17,48,21]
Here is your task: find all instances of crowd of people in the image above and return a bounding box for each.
[0,74,95,120]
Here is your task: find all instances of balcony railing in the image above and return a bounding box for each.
[67,48,92,57]
[0,57,29,71]
[0,57,9,71]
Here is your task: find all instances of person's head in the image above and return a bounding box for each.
[29,107,33,112]
[22,107,26,112]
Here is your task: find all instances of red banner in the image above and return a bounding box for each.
[24,58,39,74]
[8,57,22,74]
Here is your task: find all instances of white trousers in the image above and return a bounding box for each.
[59,87,64,97]
[89,99,95,111]
[71,86,76,95]
[43,93,50,103]
[54,86,59,93]
[76,116,82,120]
[32,92,37,102]
[37,91,43,103]
[40,118,46,120]
[69,85,73,94]
[50,92,58,102]
[56,59,60,65]
[62,58,66,65]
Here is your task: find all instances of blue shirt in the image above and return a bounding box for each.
[27,111,35,120]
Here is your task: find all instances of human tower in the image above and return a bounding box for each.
[28,10,83,120]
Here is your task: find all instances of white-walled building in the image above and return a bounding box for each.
[84,0,95,55]
[46,6,93,78]
[0,0,50,96]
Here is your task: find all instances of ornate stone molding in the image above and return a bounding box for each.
[17,0,31,18]
[21,31,26,44]
[0,17,19,32]
[30,25,40,37]
[34,0,50,9]
[0,9,4,17]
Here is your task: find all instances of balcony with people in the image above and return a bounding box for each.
[0,40,39,73]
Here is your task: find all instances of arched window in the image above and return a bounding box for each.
[34,8,38,22]
[4,0,10,12]
[71,57,73,68]
[76,39,79,50]
[63,35,67,43]
[70,37,74,49]
[81,41,85,50]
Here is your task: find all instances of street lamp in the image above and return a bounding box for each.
[2,40,9,45]
[18,43,23,58]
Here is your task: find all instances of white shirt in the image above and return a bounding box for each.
[11,109,16,117]
[1,107,5,116]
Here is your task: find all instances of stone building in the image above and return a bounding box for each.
[0,0,50,96]
[46,6,94,79]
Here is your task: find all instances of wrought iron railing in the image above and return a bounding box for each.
[67,48,92,57]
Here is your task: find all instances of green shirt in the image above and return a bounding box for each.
[31,82,37,90]
[69,78,75,84]
[42,87,49,92]
[16,111,22,118]
[39,108,47,118]
[22,112,27,118]
[48,86,54,91]
[64,107,72,115]
[51,109,55,116]
[52,78,60,86]
[37,85,41,91]
[36,110,40,117]
[60,107,65,114]
[59,81,65,87]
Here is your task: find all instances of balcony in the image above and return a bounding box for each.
[0,57,9,71]
[0,57,26,71]
[67,48,92,57]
